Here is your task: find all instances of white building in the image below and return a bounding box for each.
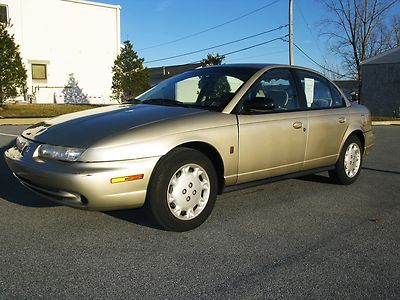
[0,0,121,104]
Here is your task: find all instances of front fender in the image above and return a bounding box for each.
[79,123,239,182]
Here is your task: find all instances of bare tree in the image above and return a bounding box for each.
[367,14,400,57]
[321,61,345,80]
[320,0,398,85]
[390,15,400,46]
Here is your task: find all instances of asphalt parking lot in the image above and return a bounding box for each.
[0,125,399,299]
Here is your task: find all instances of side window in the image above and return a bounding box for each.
[329,83,346,107]
[241,69,300,114]
[297,71,344,109]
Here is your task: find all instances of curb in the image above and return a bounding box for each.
[372,121,400,126]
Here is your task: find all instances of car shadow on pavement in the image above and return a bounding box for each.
[296,173,336,184]
[0,142,58,208]
[104,208,163,230]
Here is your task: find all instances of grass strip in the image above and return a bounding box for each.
[0,104,106,118]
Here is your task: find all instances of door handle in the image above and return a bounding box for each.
[338,117,346,123]
[293,121,303,129]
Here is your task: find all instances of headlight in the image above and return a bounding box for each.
[38,144,85,162]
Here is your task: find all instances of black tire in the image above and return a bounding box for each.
[146,147,217,231]
[329,135,363,185]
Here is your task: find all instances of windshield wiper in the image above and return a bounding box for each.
[141,98,193,108]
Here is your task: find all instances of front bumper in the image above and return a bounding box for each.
[4,144,160,211]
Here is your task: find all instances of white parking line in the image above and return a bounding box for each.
[0,133,18,138]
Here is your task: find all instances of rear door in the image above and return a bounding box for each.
[295,70,349,169]
[236,68,308,184]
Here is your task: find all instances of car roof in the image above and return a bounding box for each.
[202,64,339,81]
[201,63,278,70]
[200,63,323,74]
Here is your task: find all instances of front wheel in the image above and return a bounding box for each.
[329,135,363,185]
[146,148,217,231]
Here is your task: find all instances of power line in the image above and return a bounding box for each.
[224,49,288,62]
[294,6,347,79]
[145,25,288,64]
[137,0,281,51]
[187,35,288,64]
[295,1,328,65]
[221,36,288,57]
[290,41,346,78]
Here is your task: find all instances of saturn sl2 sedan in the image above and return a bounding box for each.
[5,64,374,231]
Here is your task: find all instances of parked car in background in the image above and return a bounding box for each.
[342,89,360,103]
[5,64,374,231]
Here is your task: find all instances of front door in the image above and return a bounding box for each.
[236,68,307,184]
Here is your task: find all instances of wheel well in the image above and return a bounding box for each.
[350,130,365,152]
[178,142,225,194]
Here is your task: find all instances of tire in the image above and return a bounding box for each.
[146,147,218,231]
[329,135,363,185]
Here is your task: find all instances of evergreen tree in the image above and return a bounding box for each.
[0,23,27,104]
[62,73,88,104]
[112,40,150,102]
[199,53,230,98]
[200,53,225,67]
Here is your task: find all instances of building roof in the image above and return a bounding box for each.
[149,63,202,85]
[334,80,359,90]
[362,46,400,65]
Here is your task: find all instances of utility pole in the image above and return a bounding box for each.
[289,0,294,65]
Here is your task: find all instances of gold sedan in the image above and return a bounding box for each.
[4,64,374,231]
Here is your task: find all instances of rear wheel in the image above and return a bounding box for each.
[146,148,217,231]
[329,135,363,185]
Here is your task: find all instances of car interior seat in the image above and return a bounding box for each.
[266,90,288,109]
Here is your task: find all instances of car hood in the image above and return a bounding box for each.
[22,104,206,148]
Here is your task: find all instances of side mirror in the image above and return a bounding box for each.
[243,97,275,113]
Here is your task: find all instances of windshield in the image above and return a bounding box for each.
[137,67,258,111]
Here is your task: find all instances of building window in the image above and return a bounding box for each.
[0,5,8,24]
[32,64,47,80]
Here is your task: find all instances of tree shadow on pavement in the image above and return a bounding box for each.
[0,142,58,208]
[362,167,400,175]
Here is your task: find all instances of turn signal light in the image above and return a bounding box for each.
[110,174,144,184]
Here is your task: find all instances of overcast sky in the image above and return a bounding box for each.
[104,0,399,74]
